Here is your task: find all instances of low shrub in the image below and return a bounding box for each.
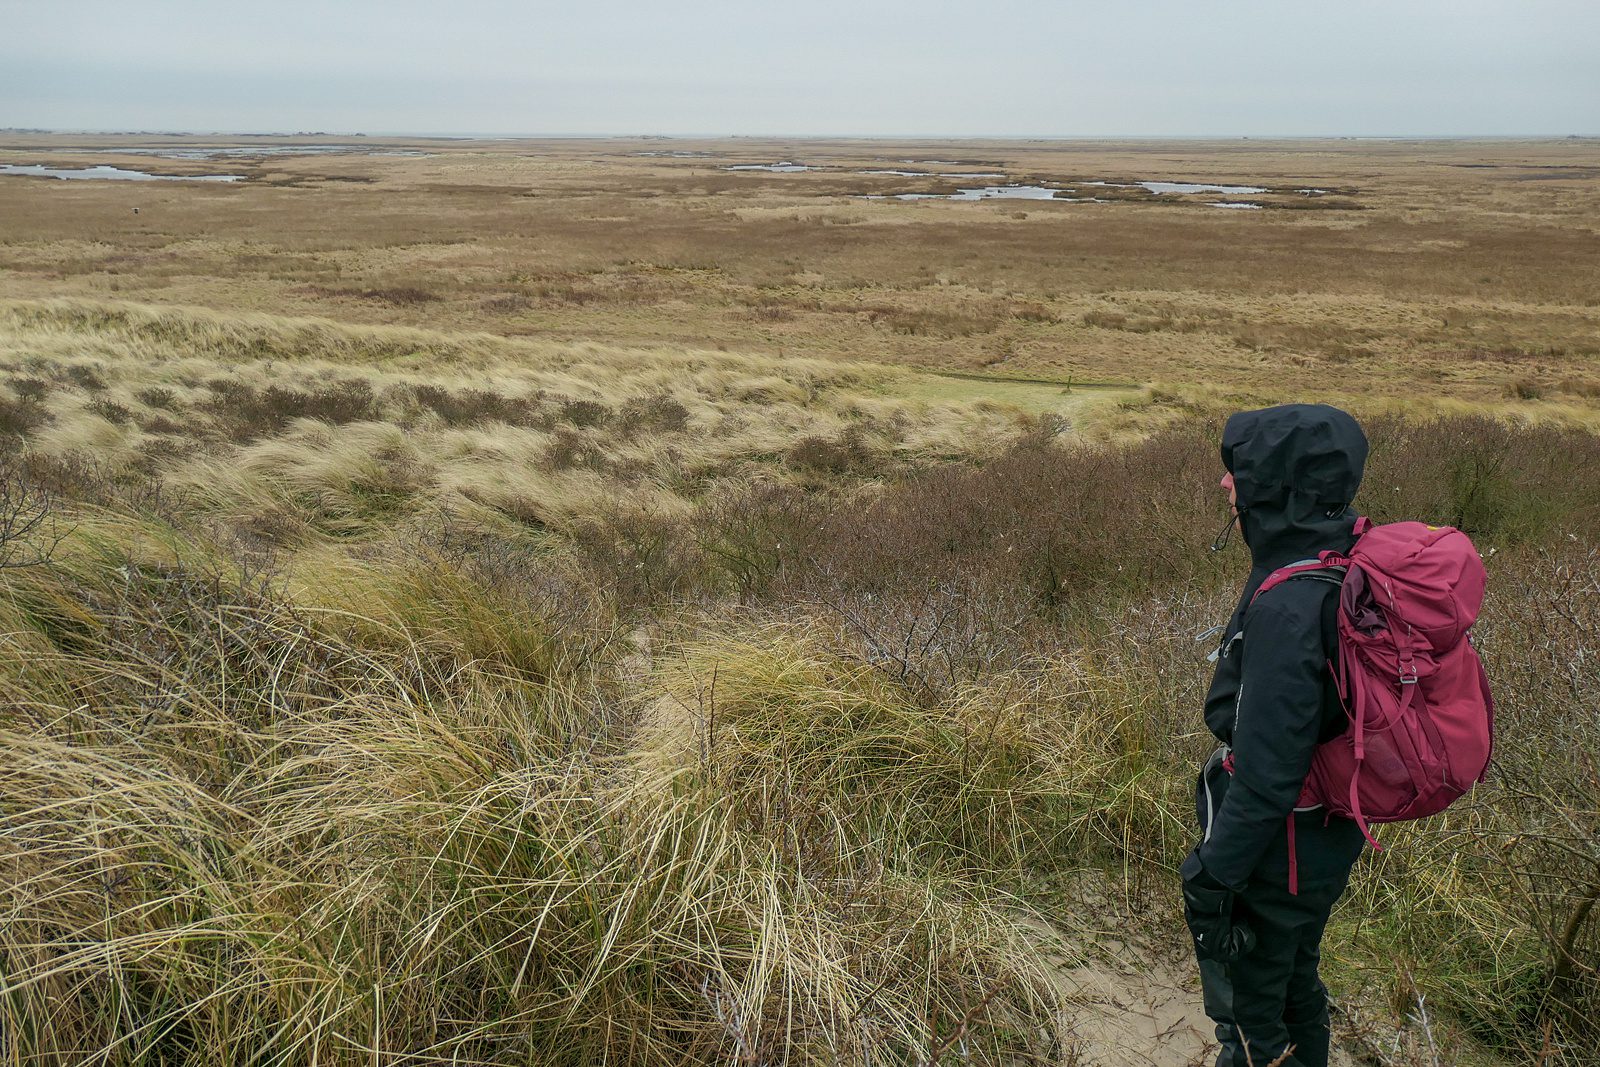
[543,426,608,471]
[11,377,52,402]
[87,397,133,424]
[410,384,546,427]
[618,392,691,436]
[203,377,381,440]
[62,364,108,391]
[135,385,179,409]
[560,398,613,428]
[784,425,881,476]
[568,502,698,612]
[0,395,54,438]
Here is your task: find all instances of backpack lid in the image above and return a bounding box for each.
[1346,522,1486,652]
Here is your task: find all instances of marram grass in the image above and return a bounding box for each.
[0,522,1070,1066]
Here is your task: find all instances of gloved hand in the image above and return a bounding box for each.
[1180,848,1256,963]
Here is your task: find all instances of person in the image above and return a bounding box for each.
[1181,403,1370,1067]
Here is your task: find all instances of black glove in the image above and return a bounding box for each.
[1180,848,1256,963]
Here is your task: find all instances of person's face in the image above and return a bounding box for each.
[1220,471,1238,517]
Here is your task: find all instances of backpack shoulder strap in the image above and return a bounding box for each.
[1278,566,1348,743]
[1250,558,1346,607]
[1248,559,1346,665]
[1318,576,1340,663]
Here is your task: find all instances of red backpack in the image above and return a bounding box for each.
[1253,518,1495,854]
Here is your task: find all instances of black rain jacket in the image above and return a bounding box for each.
[1196,404,1370,891]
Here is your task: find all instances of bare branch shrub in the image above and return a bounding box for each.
[0,456,66,569]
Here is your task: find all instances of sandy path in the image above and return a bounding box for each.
[1037,930,1360,1066]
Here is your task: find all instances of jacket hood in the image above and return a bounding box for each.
[1221,404,1367,570]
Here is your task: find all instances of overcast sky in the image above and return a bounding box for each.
[4,0,1596,137]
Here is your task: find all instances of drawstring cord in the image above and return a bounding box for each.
[1210,500,1345,554]
[1210,506,1244,552]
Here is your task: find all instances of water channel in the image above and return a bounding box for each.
[0,164,246,182]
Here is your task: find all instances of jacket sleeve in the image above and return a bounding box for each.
[1196,587,1327,890]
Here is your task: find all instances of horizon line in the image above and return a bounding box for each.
[3,127,1595,142]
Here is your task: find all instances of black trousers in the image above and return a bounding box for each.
[1194,756,1363,1067]
[1198,870,1351,1067]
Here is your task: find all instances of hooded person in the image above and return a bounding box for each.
[1182,403,1370,1067]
